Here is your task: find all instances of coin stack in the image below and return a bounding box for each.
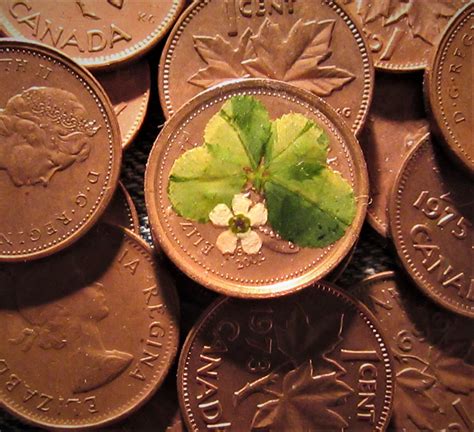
[0,1,472,431]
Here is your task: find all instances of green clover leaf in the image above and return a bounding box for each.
[167,96,356,248]
[168,96,271,222]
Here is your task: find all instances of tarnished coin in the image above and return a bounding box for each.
[95,60,150,150]
[360,72,429,237]
[0,39,121,262]
[354,271,474,431]
[159,0,374,135]
[178,282,394,431]
[0,223,179,430]
[389,135,473,318]
[145,79,368,298]
[336,0,467,71]
[425,3,474,173]
[103,181,139,233]
[0,0,185,70]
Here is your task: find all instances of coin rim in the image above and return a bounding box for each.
[117,181,140,233]
[0,224,181,430]
[388,133,474,318]
[0,0,186,71]
[0,38,122,262]
[177,281,394,432]
[424,3,474,174]
[158,0,374,136]
[145,78,369,299]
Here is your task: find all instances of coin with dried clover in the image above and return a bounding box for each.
[167,96,356,257]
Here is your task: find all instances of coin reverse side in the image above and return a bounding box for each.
[0,39,121,262]
[0,224,180,430]
[425,3,474,173]
[0,0,186,70]
[159,0,374,135]
[336,0,468,71]
[178,282,394,431]
[354,271,474,431]
[146,79,368,298]
[389,135,473,318]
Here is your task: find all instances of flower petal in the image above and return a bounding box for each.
[239,230,262,254]
[232,193,251,216]
[248,203,268,226]
[209,204,232,227]
[216,230,238,254]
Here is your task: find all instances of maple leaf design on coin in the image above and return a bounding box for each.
[356,0,457,45]
[188,29,252,88]
[167,96,356,255]
[250,360,353,431]
[231,303,353,431]
[395,367,440,431]
[243,19,355,96]
[188,19,355,97]
[209,193,267,255]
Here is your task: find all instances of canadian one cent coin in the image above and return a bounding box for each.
[0,39,121,262]
[0,223,180,430]
[178,282,394,431]
[425,3,474,173]
[336,0,468,71]
[103,181,139,233]
[95,60,150,150]
[360,72,429,237]
[0,0,186,70]
[145,79,368,298]
[159,0,374,135]
[354,271,474,431]
[389,135,474,318]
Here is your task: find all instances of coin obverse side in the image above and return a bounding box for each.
[0,0,186,70]
[0,224,180,430]
[103,181,140,233]
[389,135,474,318]
[159,0,374,135]
[360,72,429,237]
[178,282,394,431]
[425,3,474,174]
[0,39,121,262]
[145,79,369,298]
[95,60,150,150]
[335,0,468,71]
[354,271,474,431]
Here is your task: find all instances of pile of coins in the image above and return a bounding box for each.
[0,1,472,431]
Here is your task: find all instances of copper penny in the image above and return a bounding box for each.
[0,0,185,70]
[145,79,368,298]
[0,223,180,430]
[159,0,374,135]
[178,282,394,431]
[425,3,474,173]
[103,181,139,233]
[389,134,474,318]
[336,0,468,71]
[354,271,474,431]
[0,39,121,262]
[95,60,150,150]
[360,72,429,237]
